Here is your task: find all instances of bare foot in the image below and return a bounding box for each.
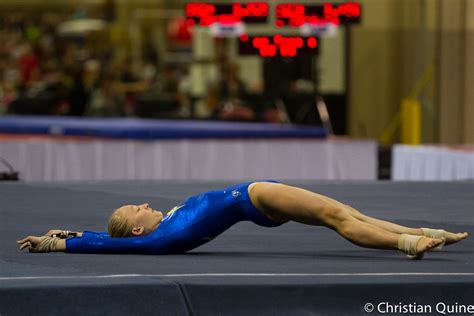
[443,231,469,245]
[417,237,445,254]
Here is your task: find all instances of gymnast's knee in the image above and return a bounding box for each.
[324,206,353,230]
[343,204,364,219]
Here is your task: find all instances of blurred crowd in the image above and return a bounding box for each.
[0,11,308,123]
[0,11,195,119]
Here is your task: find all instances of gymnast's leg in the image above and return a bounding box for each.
[343,204,468,245]
[248,182,445,256]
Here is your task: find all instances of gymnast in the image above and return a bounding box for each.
[17,181,468,259]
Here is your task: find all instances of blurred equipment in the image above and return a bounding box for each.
[315,96,333,136]
[0,157,19,181]
[401,98,421,145]
[57,19,107,36]
[379,64,434,145]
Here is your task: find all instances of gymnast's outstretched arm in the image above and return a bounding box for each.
[17,230,164,254]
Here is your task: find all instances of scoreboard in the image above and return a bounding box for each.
[185,2,361,27]
[275,3,361,27]
[184,2,361,57]
[185,2,269,25]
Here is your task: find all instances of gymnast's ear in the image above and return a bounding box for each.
[131,226,144,236]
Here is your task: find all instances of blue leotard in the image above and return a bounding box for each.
[66,181,283,254]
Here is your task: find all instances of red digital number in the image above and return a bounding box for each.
[186,2,268,25]
[249,35,317,57]
[275,4,305,18]
[233,2,268,17]
[185,3,215,18]
[324,2,361,18]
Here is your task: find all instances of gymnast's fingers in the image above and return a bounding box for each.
[19,241,31,251]
[17,236,32,244]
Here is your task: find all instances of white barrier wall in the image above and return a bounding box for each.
[392,144,474,181]
[0,137,377,182]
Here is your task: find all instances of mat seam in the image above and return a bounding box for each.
[176,282,196,316]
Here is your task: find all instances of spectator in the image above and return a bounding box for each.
[207,57,254,121]
[67,65,89,116]
[117,57,149,116]
[85,73,125,117]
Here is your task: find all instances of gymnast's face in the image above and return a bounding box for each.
[118,203,163,236]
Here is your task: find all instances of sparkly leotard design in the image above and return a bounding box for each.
[66,181,283,254]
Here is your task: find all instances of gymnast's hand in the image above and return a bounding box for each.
[17,235,66,253]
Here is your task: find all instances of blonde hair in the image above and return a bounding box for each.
[108,208,134,238]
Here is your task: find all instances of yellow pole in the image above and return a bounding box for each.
[378,64,433,145]
[401,98,421,145]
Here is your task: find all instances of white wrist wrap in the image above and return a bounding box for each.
[36,237,60,253]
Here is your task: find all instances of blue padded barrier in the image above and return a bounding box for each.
[0,116,326,139]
